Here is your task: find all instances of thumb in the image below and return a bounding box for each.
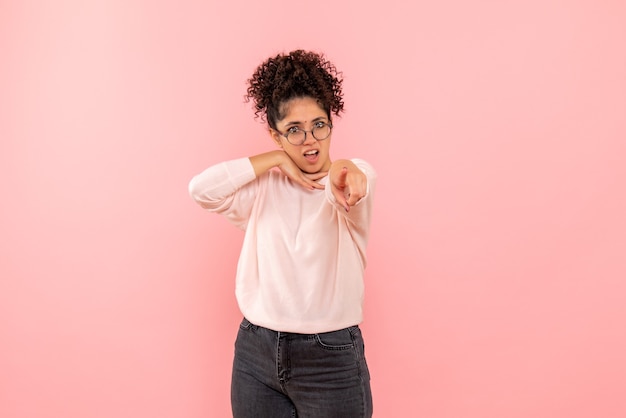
[332,187,350,212]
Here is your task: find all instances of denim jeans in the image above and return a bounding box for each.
[231,318,373,418]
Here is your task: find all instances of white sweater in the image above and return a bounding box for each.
[189,157,376,333]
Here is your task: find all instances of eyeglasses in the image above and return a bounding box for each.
[275,121,333,146]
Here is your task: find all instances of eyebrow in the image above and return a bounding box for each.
[284,116,327,128]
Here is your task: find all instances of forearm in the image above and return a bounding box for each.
[188,158,256,209]
[249,150,285,178]
[251,150,327,190]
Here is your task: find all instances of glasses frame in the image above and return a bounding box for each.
[275,122,333,146]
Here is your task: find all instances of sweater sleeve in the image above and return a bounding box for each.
[188,158,258,229]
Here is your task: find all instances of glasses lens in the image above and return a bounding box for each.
[287,129,306,145]
[312,124,331,140]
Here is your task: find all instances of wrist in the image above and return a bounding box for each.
[250,150,287,178]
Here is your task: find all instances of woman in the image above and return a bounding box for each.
[189,50,376,417]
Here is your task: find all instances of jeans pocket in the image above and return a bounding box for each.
[314,327,356,351]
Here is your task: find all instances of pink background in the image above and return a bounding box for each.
[2,1,625,417]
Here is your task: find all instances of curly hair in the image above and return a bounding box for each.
[245,50,344,129]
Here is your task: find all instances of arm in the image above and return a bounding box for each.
[188,157,257,212]
[189,151,330,229]
[249,150,326,190]
[189,150,327,210]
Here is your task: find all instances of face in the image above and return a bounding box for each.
[270,97,332,174]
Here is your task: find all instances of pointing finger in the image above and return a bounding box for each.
[336,167,348,188]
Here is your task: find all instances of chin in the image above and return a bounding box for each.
[298,158,329,174]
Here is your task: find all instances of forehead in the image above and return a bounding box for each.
[278,97,328,124]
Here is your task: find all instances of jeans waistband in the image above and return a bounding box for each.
[240,317,360,336]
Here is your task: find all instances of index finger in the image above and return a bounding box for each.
[336,167,348,188]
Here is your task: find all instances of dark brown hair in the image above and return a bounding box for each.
[245,50,344,129]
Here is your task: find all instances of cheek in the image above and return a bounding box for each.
[321,139,332,153]
[284,147,302,160]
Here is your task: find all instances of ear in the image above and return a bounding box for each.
[269,128,283,148]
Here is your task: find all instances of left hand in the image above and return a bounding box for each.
[330,160,367,212]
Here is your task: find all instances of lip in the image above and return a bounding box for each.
[302,149,319,163]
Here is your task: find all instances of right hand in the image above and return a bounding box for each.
[277,152,327,190]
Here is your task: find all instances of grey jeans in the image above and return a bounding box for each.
[231,318,373,417]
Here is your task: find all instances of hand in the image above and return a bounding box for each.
[330,160,367,212]
[249,151,326,190]
[277,152,327,190]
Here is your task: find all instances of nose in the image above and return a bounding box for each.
[302,131,317,145]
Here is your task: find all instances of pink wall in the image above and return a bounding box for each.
[2,1,625,417]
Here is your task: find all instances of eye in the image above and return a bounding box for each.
[313,121,327,129]
[287,126,301,134]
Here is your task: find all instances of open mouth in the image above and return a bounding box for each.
[303,150,319,160]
